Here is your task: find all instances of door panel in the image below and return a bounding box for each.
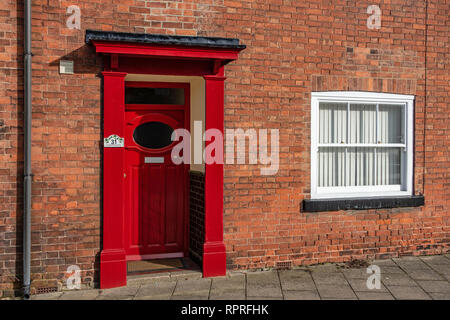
[123,82,189,260]
[165,164,185,246]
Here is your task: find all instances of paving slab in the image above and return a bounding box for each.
[386,285,431,300]
[59,289,100,300]
[279,270,316,291]
[99,285,140,298]
[355,291,395,300]
[372,259,398,267]
[420,255,450,265]
[399,265,435,273]
[135,281,176,299]
[31,292,63,300]
[170,270,203,281]
[28,254,450,301]
[210,275,246,300]
[428,292,450,300]
[394,258,433,271]
[427,264,450,275]
[226,272,247,280]
[381,273,417,286]
[393,256,422,262]
[377,266,406,274]
[127,273,171,286]
[316,284,357,299]
[307,264,340,273]
[246,271,282,298]
[416,280,450,293]
[407,269,445,281]
[341,268,369,279]
[283,290,320,300]
[97,294,133,300]
[311,272,348,285]
[347,278,388,292]
[134,294,172,300]
[210,290,246,300]
[246,297,283,300]
[279,269,312,280]
[171,294,209,300]
[211,275,245,291]
[173,278,211,296]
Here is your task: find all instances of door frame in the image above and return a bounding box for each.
[123,81,191,262]
[90,33,245,289]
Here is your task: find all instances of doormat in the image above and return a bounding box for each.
[127,258,195,275]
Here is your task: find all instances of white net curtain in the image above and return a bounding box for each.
[318,102,404,188]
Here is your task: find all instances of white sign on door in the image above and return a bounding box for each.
[104,134,124,148]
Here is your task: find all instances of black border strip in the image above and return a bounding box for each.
[302,195,424,212]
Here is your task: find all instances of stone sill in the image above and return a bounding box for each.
[302,195,425,212]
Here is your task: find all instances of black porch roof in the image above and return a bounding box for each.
[85,29,246,50]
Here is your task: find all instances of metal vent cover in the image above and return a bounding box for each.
[35,286,58,294]
[276,261,292,269]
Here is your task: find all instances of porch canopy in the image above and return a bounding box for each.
[86,30,245,289]
[86,29,245,74]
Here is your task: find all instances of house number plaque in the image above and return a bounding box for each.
[104,134,124,148]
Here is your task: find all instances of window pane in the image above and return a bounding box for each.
[318,146,401,187]
[133,121,174,149]
[319,102,347,144]
[347,147,376,186]
[318,147,347,187]
[379,104,404,143]
[376,147,401,185]
[125,87,185,104]
[349,104,376,144]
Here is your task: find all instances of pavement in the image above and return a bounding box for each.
[32,254,450,300]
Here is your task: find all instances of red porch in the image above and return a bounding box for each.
[86,30,245,288]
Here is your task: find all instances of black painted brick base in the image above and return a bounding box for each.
[302,195,425,212]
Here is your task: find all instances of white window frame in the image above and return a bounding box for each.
[311,91,414,199]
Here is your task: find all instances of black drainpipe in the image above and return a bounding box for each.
[23,0,32,300]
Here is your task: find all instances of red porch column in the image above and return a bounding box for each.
[203,70,226,277]
[100,71,127,288]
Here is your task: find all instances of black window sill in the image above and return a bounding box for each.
[302,195,424,212]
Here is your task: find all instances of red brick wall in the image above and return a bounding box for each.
[0,0,448,297]
[221,0,449,271]
[1,0,25,298]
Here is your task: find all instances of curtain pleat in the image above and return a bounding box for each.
[318,103,403,188]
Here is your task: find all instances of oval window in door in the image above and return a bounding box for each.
[133,121,174,149]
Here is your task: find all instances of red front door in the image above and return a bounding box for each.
[124,82,190,260]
